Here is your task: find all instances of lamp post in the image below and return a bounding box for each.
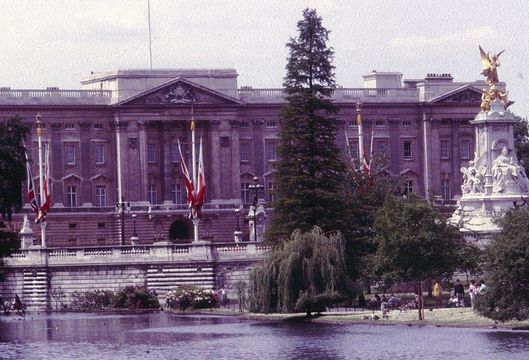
[235,208,241,232]
[248,176,263,241]
[132,212,137,237]
[130,212,138,245]
[234,207,242,242]
[115,196,130,245]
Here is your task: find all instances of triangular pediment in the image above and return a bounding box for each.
[428,85,482,104]
[115,77,242,106]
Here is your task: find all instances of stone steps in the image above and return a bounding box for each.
[22,269,49,310]
[147,265,215,304]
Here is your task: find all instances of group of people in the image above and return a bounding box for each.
[434,279,486,309]
[0,293,25,316]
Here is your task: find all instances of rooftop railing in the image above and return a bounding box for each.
[237,87,419,102]
[0,89,112,105]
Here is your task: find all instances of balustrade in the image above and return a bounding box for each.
[4,241,269,267]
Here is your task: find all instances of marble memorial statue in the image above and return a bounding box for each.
[451,46,528,240]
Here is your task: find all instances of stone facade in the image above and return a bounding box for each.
[1,69,494,246]
[1,242,267,310]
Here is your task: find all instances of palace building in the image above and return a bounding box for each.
[3,69,489,246]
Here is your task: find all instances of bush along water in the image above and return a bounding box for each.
[165,285,218,311]
[70,285,159,311]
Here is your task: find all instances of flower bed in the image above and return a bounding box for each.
[165,285,218,311]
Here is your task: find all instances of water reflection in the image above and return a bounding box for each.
[1,313,529,360]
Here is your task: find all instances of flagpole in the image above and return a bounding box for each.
[356,102,364,167]
[369,127,375,173]
[147,0,153,70]
[191,108,199,243]
[35,114,46,247]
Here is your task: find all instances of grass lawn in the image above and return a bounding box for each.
[317,307,529,329]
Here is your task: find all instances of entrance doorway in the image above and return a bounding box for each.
[169,219,191,243]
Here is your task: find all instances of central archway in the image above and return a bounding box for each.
[168,219,192,243]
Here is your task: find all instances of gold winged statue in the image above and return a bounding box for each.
[479,45,504,85]
[479,46,508,111]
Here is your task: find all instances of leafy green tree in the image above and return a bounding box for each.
[0,115,28,280]
[476,208,529,321]
[250,227,352,315]
[513,115,529,173]
[0,115,29,220]
[267,8,351,244]
[372,195,463,319]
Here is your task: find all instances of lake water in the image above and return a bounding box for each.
[1,312,529,359]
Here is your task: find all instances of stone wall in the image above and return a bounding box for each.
[0,242,267,310]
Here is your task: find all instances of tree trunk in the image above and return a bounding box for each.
[417,280,423,321]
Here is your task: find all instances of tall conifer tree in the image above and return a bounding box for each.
[268,8,350,243]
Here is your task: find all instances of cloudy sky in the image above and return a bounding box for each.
[1,0,528,116]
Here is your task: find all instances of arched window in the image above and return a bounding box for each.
[169,219,191,243]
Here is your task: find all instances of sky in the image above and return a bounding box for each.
[1,0,528,116]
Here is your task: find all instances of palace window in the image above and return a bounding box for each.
[375,120,385,127]
[348,120,358,128]
[404,180,414,194]
[95,185,106,207]
[403,141,412,159]
[95,144,105,164]
[147,144,157,163]
[266,141,277,161]
[240,122,249,128]
[375,140,387,158]
[267,181,274,202]
[460,139,471,159]
[240,142,250,162]
[172,184,184,204]
[401,120,411,127]
[171,143,180,163]
[65,144,76,165]
[442,179,451,200]
[148,184,157,204]
[66,186,77,207]
[265,120,277,128]
[440,140,450,159]
[65,123,75,130]
[93,123,103,130]
[241,182,251,204]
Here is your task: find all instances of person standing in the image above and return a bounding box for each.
[469,280,478,309]
[433,280,442,308]
[454,279,465,307]
[478,280,487,294]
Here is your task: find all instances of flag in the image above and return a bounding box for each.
[195,136,206,218]
[356,110,370,174]
[177,140,195,216]
[36,144,51,223]
[368,127,375,174]
[25,149,39,216]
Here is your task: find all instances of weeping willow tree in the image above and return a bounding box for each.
[249,227,353,316]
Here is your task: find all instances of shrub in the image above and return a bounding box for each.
[113,285,160,309]
[70,285,159,311]
[165,285,218,311]
[70,289,114,311]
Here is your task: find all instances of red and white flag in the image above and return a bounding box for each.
[177,140,195,214]
[25,149,39,216]
[36,144,51,223]
[195,136,206,217]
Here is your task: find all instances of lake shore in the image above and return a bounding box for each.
[168,307,529,330]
